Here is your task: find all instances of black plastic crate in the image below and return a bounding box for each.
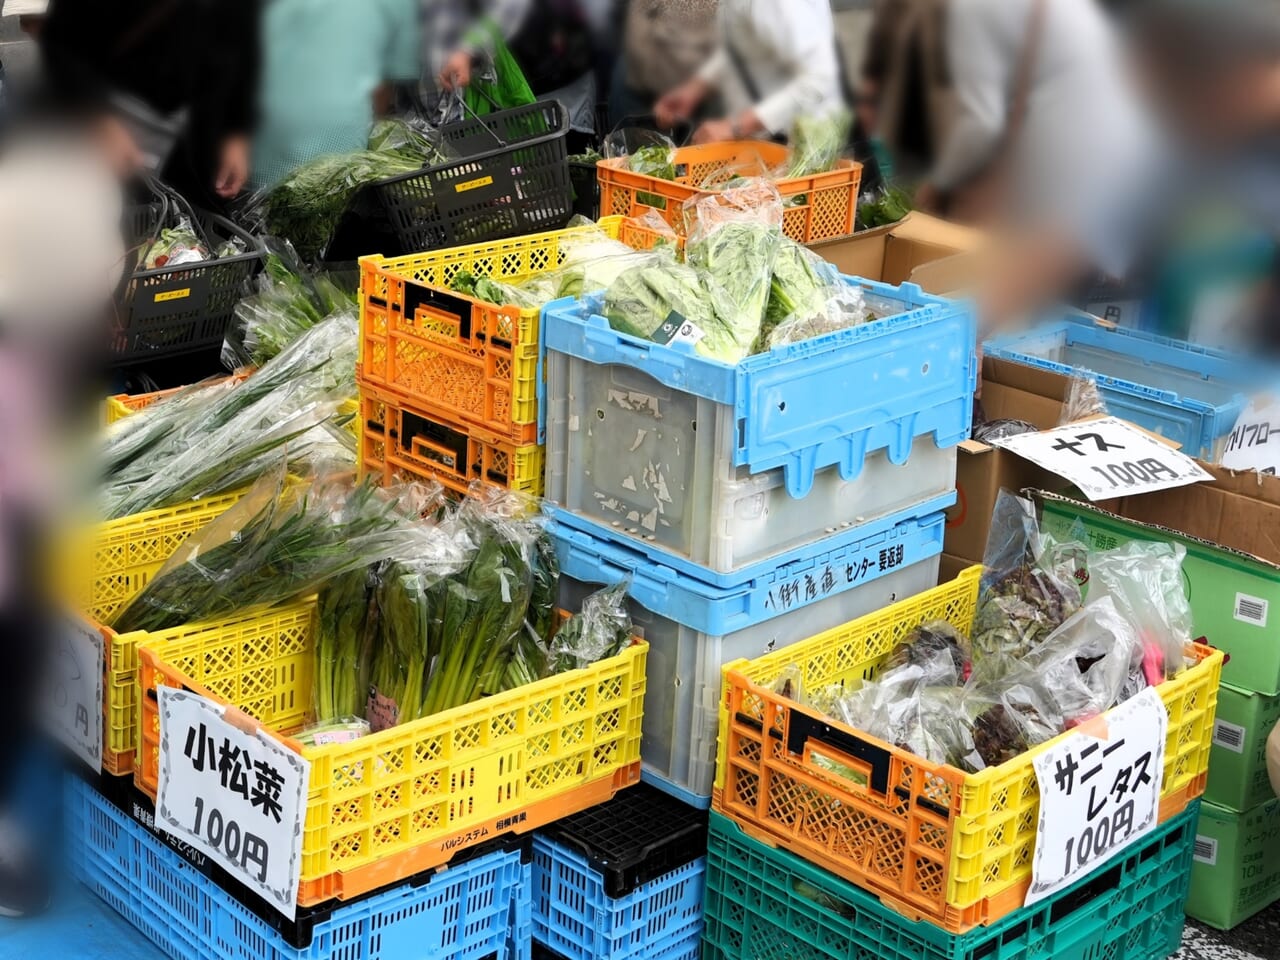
[569,160,600,220]
[536,781,707,899]
[359,99,574,255]
[117,204,265,368]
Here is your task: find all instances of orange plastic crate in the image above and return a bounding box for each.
[597,142,861,243]
[713,565,1222,933]
[358,385,543,497]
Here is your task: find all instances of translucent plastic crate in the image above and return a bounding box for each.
[983,318,1268,459]
[544,279,974,584]
[555,511,944,806]
[65,775,532,960]
[532,783,706,960]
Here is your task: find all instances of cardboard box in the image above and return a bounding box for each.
[1187,799,1280,929]
[809,213,983,293]
[1206,683,1280,812]
[943,357,1081,567]
[1035,472,1280,695]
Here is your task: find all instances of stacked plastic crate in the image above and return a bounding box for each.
[541,277,977,809]
[706,566,1222,960]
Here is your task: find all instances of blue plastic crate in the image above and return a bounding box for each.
[533,835,703,960]
[542,278,973,583]
[703,806,1197,960]
[65,776,532,960]
[983,318,1271,459]
[555,511,943,807]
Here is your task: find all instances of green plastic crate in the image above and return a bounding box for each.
[1187,799,1280,930]
[703,807,1197,960]
[1038,492,1280,695]
[1205,683,1280,812]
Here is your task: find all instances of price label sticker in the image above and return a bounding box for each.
[1026,686,1167,905]
[44,612,103,773]
[991,416,1213,500]
[155,688,310,919]
[1221,396,1280,475]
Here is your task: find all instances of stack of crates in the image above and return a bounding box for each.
[541,277,978,808]
[531,783,707,960]
[355,217,666,497]
[706,566,1222,959]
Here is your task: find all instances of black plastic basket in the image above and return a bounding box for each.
[116,204,265,367]
[568,159,600,220]
[536,782,708,899]
[358,99,574,255]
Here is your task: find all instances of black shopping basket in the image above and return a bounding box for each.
[116,183,265,368]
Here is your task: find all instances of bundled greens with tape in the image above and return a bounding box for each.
[98,312,359,519]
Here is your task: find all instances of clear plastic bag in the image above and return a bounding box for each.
[785,110,852,179]
[1086,540,1193,681]
[141,215,210,269]
[971,419,1039,444]
[1061,377,1108,426]
[753,238,866,352]
[682,178,784,362]
[550,581,633,674]
[971,492,1086,680]
[294,717,371,747]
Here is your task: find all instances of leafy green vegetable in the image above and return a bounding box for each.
[755,238,838,351]
[316,567,375,721]
[549,581,632,674]
[858,186,914,229]
[786,111,852,179]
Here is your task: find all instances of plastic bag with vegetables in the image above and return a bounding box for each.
[550,581,633,674]
[683,179,784,362]
[785,110,851,179]
[1086,540,1193,682]
[754,237,870,351]
[109,469,445,633]
[602,250,739,352]
[141,216,210,268]
[970,492,1086,680]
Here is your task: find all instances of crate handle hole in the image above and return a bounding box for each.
[921,362,930,375]
[596,409,605,420]
[777,402,786,413]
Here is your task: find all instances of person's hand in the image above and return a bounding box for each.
[215,135,250,198]
[655,78,707,129]
[692,118,736,145]
[439,50,473,91]
[93,115,145,178]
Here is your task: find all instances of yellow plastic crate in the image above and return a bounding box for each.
[136,596,647,906]
[714,564,1222,933]
[357,216,670,446]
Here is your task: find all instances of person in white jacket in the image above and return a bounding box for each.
[654,0,844,144]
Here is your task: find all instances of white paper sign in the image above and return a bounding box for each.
[992,416,1213,501]
[44,612,103,773]
[155,688,309,919]
[1220,396,1280,475]
[1026,686,1168,905]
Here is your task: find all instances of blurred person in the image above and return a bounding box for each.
[610,0,717,129]
[0,131,124,918]
[252,0,421,189]
[38,0,259,209]
[654,0,843,145]
[429,0,605,153]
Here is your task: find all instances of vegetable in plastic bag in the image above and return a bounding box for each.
[141,216,210,268]
[550,581,633,674]
[295,717,371,747]
[972,419,1039,444]
[1085,540,1193,681]
[858,185,913,229]
[970,492,1085,678]
[786,110,851,179]
[602,250,737,351]
[1061,376,1108,426]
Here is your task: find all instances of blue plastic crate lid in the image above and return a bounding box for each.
[553,507,947,637]
[542,277,977,498]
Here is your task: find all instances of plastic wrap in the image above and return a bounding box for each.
[100,312,359,518]
[294,717,371,747]
[141,215,210,268]
[884,621,971,676]
[785,111,852,179]
[971,419,1039,444]
[1086,540,1193,681]
[602,247,734,349]
[970,493,1085,679]
[1061,376,1108,426]
[223,239,356,368]
[550,581,633,675]
[682,179,784,362]
[109,469,451,633]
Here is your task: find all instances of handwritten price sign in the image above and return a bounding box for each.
[1222,397,1280,475]
[992,417,1212,500]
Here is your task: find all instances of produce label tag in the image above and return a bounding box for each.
[1026,686,1167,905]
[1213,719,1247,754]
[1221,395,1280,475]
[366,686,400,733]
[44,611,103,773]
[651,311,706,348]
[991,416,1212,500]
[155,688,309,920]
[1233,592,1269,628]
